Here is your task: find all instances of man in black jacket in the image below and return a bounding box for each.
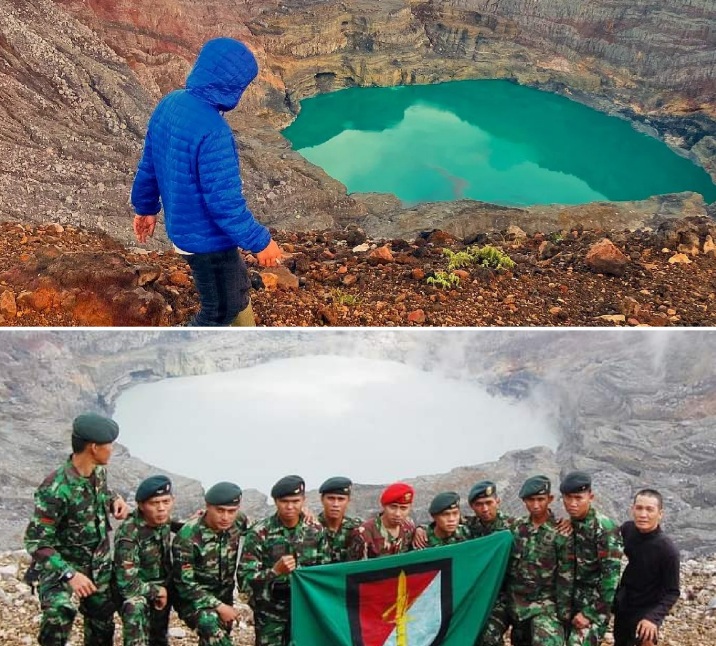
[614,488,680,646]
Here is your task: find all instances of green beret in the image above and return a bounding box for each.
[271,475,305,499]
[135,475,172,502]
[429,491,460,515]
[468,480,497,504]
[204,481,242,506]
[319,476,352,495]
[72,413,119,444]
[560,471,592,494]
[519,475,551,499]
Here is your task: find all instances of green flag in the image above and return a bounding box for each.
[291,530,513,645]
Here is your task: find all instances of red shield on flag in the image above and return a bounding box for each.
[347,558,452,646]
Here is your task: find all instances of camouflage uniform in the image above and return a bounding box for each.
[238,513,328,646]
[114,509,173,646]
[556,507,623,646]
[24,458,118,646]
[465,509,517,539]
[317,511,362,563]
[424,523,471,547]
[482,513,567,646]
[347,514,416,560]
[471,510,517,646]
[172,513,248,646]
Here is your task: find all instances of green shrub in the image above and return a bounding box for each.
[467,245,515,270]
[332,289,360,306]
[426,271,461,289]
[442,248,474,270]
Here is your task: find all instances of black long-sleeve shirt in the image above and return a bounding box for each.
[617,521,680,625]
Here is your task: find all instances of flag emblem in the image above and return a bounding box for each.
[347,558,452,646]
[291,532,513,646]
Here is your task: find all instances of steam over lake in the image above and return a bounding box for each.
[114,356,558,495]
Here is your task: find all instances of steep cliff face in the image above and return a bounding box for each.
[52,0,279,113]
[1,331,715,554]
[0,0,151,232]
[433,0,715,105]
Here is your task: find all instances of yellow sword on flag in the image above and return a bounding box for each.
[382,570,411,645]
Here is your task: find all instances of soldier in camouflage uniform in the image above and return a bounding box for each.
[24,413,129,646]
[480,475,567,646]
[465,480,517,538]
[348,482,416,560]
[172,482,248,646]
[467,480,516,646]
[238,475,328,646]
[114,475,174,646]
[556,471,623,646]
[316,476,362,563]
[422,492,471,547]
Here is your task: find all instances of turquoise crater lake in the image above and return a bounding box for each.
[283,80,716,206]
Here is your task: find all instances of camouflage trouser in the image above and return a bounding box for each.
[565,620,608,646]
[120,596,170,646]
[478,596,509,646]
[510,616,565,646]
[37,571,115,646]
[479,598,564,646]
[253,607,290,646]
[181,608,233,646]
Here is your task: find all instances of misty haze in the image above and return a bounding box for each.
[114,355,557,495]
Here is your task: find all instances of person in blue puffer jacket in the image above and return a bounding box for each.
[131,37,282,326]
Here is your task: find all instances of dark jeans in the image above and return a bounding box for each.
[185,248,250,326]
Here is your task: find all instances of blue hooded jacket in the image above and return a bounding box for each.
[130,38,271,254]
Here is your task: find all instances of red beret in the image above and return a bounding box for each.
[380,482,414,506]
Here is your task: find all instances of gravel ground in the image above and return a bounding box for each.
[0,550,715,645]
[0,217,715,327]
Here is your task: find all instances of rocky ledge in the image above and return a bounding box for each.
[0,214,715,327]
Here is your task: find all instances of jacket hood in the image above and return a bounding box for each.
[185,38,258,111]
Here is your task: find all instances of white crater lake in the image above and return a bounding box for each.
[113,356,557,495]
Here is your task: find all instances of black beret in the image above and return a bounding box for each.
[429,491,460,515]
[72,413,119,444]
[519,475,551,499]
[271,475,305,499]
[205,481,242,506]
[468,480,497,504]
[560,471,592,494]
[135,475,173,502]
[319,476,352,495]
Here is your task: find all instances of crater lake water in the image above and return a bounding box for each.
[283,80,716,206]
[113,356,557,495]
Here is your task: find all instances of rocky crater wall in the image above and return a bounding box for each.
[1,1,714,244]
[1,330,715,555]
